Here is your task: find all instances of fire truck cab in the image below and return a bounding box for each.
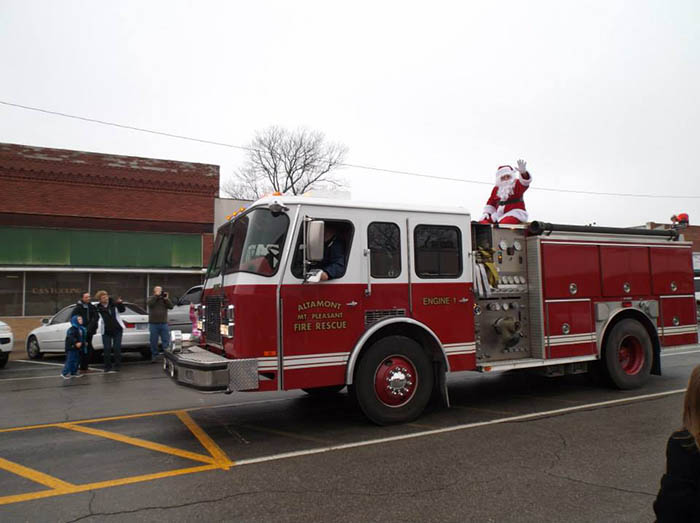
[164,196,698,424]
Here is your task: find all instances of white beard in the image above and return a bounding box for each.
[496,177,516,201]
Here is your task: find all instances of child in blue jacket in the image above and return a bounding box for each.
[61,315,86,379]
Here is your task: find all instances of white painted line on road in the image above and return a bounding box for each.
[660,349,700,357]
[234,388,687,467]
[14,359,101,371]
[15,359,65,367]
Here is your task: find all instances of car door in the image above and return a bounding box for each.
[42,306,73,352]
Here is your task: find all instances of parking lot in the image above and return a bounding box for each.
[0,347,698,522]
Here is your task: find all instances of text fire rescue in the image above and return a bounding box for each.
[294,300,347,332]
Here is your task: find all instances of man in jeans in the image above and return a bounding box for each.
[147,286,174,362]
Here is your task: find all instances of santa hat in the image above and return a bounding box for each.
[495,165,516,183]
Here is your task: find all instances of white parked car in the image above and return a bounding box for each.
[26,302,151,360]
[0,320,13,368]
[168,285,202,334]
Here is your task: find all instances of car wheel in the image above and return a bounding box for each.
[0,352,8,368]
[140,349,152,361]
[26,336,43,360]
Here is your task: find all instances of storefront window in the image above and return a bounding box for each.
[91,273,147,309]
[0,272,23,316]
[149,274,203,304]
[25,272,89,316]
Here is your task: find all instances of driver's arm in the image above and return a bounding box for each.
[320,239,346,280]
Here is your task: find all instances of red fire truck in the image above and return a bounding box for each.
[164,196,698,424]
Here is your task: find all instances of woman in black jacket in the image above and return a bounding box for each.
[654,364,700,522]
[94,290,126,373]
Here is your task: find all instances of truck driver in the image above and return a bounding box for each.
[307,222,347,282]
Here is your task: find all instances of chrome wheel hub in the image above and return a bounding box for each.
[386,367,413,396]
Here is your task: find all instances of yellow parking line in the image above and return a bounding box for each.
[0,456,74,490]
[0,464,219,506]
[57,423,217,465]
[76,463,220,491]
[0,409,179,434]
[175,411,234,470]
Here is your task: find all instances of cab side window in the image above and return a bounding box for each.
[414,225,462,278]
[368,222,401,278]
[291,220,354,280]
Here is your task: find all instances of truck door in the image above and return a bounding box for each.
[280,212,365,390]
[408,215,475,370]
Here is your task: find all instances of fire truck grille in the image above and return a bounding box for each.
[364,309,406,328]
[205,295,222,344]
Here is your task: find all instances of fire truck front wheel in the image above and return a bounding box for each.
[354,336,434,425]
[603,319,653,389]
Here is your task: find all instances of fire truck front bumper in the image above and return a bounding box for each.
[163,334,259,392]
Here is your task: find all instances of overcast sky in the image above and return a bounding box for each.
[1,0,699,226]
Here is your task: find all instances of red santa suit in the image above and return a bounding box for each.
[480,163,531,224]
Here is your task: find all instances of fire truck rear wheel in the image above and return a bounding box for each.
[354,335,434,425]
[603,319,653,389]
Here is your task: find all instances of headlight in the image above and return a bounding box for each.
[0,326,11,335]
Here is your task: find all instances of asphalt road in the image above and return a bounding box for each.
[0,348,699,522]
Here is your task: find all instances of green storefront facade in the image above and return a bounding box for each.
[0,227,204,316]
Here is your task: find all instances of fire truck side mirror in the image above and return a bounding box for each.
[306,220,325,262]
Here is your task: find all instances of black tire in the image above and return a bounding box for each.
[26,336,43,360]
[140,349,152,361]
[603,319,653,389]
[0,352,8,368]
[353,335,434,425]
[302,385,346,396]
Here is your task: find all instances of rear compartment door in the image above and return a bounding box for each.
[599,246,650,297]
[545,299,596,358]
[659,295,697,346]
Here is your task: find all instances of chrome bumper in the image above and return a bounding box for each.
[163,332,259,392]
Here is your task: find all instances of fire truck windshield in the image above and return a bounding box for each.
[224,208,290,277]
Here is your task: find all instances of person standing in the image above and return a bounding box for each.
[61,315,86,379]
[147,286,173,361]
[95,290,125,373]
[71,291,98,373]
[654,364,700,521]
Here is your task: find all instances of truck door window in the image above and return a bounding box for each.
[368,222,401,278]
[414,225,462,278]
[291,220,354,280]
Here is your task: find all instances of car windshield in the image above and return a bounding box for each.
[226,208,290,277]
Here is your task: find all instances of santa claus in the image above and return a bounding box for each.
[479,159,531,225]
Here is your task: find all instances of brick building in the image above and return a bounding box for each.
[0,142,219,319]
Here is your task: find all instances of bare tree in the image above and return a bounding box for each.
[222,126,348,199]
